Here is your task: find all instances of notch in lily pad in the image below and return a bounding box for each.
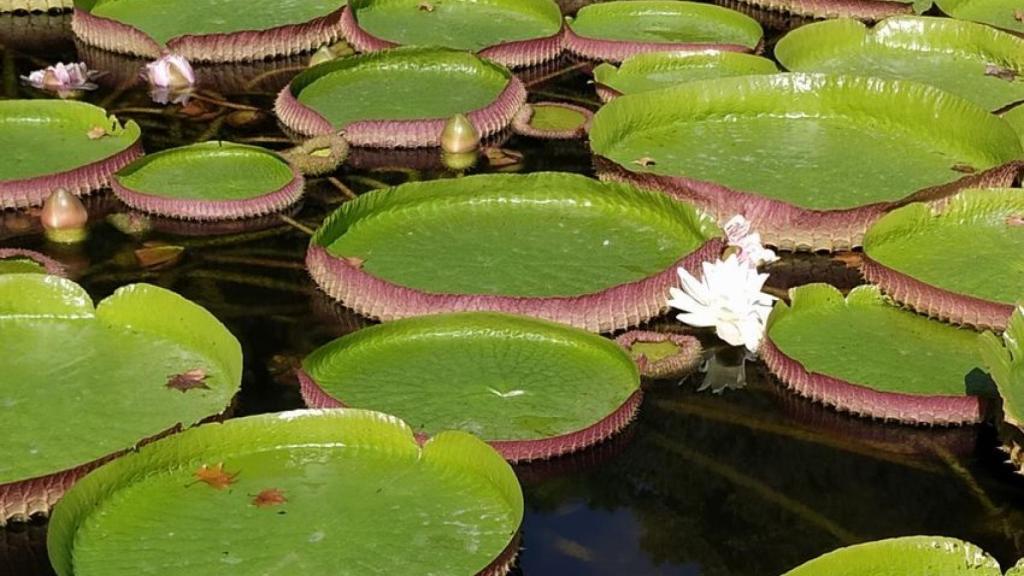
[47,409,523,576]
[111,141,305,221]
[299,312,642,462]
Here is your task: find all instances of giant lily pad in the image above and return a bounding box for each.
[564,1,764,63]
[0,250,64,276]
[299,312,641,461]
[72,0,347,62]
[276,46,526,147]
[592,50,779,101]
[341,0,564,68]
[48,409,523,576]
[307,172,724,332]
[590,73,1024,251]
[775,17,1024,112]
[0,100,142,209]
[862,188,1024,330]
[762,283,994,425]
[0,274,241,523]
[980,307,1024,474]
[935,0,1024,35]
[783,536,1002,575]
[111,141,304,221]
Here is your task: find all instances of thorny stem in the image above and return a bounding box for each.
[524,61,591,89]
[278,214,315,236]
[191,91,261,111]
[327,177,358,200]
[346,175,390,190]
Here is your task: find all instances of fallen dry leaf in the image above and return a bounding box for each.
[1007,214,1024,226]
[484,147,525,169]
[252,488,288,508]
[418,1,434,10]
[166,368,210,392]
[135,243,185,269]
[1015,9,1024,22]
[632,157,656,167]
[984,64,1017,82]
[343,256,365,269]
[951,164,977,174]
[195,463,238,490]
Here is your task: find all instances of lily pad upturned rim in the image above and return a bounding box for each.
[861,188,1022,331]
[0,249,65,277]
[0,275,242,524]
[590,73,1024,252]
[71,0,346,62]
[934,0,1024,35]
[110,141,305,221]
[714,0,923,22]
[0,100,142,210]
[307,172,725,333]
[564,1,765,63]
[591,50,780,102]
[340,0,565,68]
[615,330,703,379]
[298,312,642,462]
[761,283,987,426]
[782,536,1001,575]
[511,101,593,139]
[275,46,527,147]
[47,409,524,576]
[774,16,1024,113]
[0,0,71,12]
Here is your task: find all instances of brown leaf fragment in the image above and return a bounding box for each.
[343,256,365,269]
[167,368,210,392]
[984,64,1018,82]
[135,243,185,269]
[951,163,977,174]
[1015,9,1024,22]
[195,463,238,490]
[252,488,288,508]
[632,156,656,167]
[484,147,525,169]
[418,1,434,10]
[1007,214,1024,226]
[87,126,107,140]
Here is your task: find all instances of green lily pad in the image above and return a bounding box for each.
[591,73,1022,212]
[935,0,1024,35]
[278,46,523,145]
[301,312,640,460]
[77,0,346,45]
[592,50,779,100]
[111,141,304,220]
[0,274,241,522]
[566,1,764,57]
[981,307,1024,425]
[0,100,141,209]
[0,250,62,276]
[782,536,1002,575]
[1006,105,1024,147]
[347,0,562,52]
[862,188,1024,329]
[763,284,993,425]
[48,409,523,576]
[308,172,722,332]
[775,17,1024,112]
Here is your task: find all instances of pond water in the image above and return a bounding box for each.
[3,8,1024,576]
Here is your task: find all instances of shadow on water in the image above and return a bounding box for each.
[2,9,1024,576]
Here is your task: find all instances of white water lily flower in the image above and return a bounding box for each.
[668,255,777,353]
[21,62,101,95]
[723,215,778,268]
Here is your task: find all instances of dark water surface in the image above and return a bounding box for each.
[3,9,1024,576]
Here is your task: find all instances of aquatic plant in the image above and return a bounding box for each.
[0,274,242,524]
[142,53,195,104]
[20,62,101,97]
[592,50,779,101]
[0,249,65,276]
[590,73,1024,251]
[40,189,89,244]
[980,307,1024,474]
[935,0,1024,34]
[762,284,993,425]
[342,0,564,67]
[861,188,1024,331]
[615,330,704,380]
[72,0,348,62]
[110,141,305,221]
[300,313,642,461]
[511,101,593,139]
[307,172,723,332]
[783,536,1003,575]
[47,409,523,576]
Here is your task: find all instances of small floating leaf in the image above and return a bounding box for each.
[251,488,287,508]
[985,63,1018,81]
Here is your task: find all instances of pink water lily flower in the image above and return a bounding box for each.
[143,54,195,104]
[724,215,778,268]
[21,62,101,95]
[668,255,777,353]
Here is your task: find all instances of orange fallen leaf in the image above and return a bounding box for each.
[167,368,209,392]
[632,156,656,167]
[87,126,107,140]
[951,163,977,174]
[195,463,237,490]
[252,488,288,508]
[1015,9,1024,22]
[418,1,435,11]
